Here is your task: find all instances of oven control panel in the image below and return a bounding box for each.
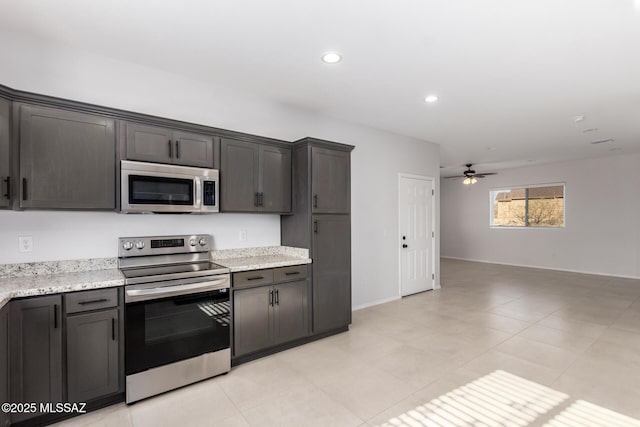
[119,234,211,257]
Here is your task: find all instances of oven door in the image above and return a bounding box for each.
[125,276,230,375]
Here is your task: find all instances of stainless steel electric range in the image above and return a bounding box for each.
[118,234,230,403]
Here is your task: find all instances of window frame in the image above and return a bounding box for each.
[489,182,566,229]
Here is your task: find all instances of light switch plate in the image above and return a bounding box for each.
[239,230,247,241]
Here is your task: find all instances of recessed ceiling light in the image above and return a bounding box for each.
[583,128,599,133]
[425,95,439,103]
[321,52,342,64]
[574,115,585,123]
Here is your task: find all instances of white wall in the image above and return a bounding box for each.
[441,153,640,278]
[0,34,441,308]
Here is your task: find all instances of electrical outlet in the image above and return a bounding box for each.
[239,229,247,241]
[19,236,33,253]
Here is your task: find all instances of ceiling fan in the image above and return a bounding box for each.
[445,164,498,184]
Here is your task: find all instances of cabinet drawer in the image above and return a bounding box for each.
[65,288,118,314]
[233,269,274,288]
[273,265,308,282]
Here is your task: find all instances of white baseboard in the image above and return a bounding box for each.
[441,256,640,280]
[352,296,401,311]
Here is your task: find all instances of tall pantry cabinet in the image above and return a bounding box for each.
[281,138,354,334]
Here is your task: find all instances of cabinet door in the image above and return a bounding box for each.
[0,98,10,209]
[220,139,259,212]
[9,295,62,423]
[312,215,351,333]
[0,305,9,427]
[273,280,308,345]
[260,145,291,213]
[125,122,173,164]
[66,309,119,402]
[233,286,273,357]
[311,147,350,214]
[20,105,115,209]
[173,130,214,168]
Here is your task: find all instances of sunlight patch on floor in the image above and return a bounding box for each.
[378,370,640,427]
[544,400,640,427]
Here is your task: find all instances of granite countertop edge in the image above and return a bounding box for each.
[0,270,125,310]
[220,257,312,273]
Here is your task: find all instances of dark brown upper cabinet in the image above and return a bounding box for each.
[0,98,10,209]
[311,146,350,214]
[19,105,116,210]
[220,138,291,213]
[124,122,215,168]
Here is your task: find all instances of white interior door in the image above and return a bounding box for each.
[399,175,434,296]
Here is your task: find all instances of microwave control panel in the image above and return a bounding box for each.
[203,181,216,206]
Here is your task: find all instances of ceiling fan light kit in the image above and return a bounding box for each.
[463,177,477,185]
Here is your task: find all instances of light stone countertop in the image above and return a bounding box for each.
[0,268,125,310]
[0,246,311,309]
[210,246,311,272]
[214,254,312,272]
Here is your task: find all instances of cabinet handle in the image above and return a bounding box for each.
[176,141,180,159]
[285,271,300,276]
[275,289,279,305]
[313,220,318,233]
[247,276,264,281]
[168,140,173,158]
[313,194,318,208]
[269,289,274,306]
[78,298,108,305]
[255,192,259,207]
[3,176,9,201]
[259,192,264,207]
[53,304,58,329]
[22,178,27,201]
[112,318,116,341]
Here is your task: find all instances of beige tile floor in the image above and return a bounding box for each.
[54,259,640,426]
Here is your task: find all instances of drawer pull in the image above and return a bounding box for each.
[247,276,264,281]
[285,272,300,276]
[78,298,109,305]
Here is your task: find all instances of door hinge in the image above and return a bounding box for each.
[432,189,434,196]
[432,231,434,238]
[432,273,435,280]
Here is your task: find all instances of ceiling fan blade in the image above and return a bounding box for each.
[443,175,465,179]
[474,173,498,178]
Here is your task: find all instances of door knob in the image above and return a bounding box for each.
[402,244,408,248]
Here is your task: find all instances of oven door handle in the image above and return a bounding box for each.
[126,279,228,302]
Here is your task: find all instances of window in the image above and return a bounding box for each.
[490,184,565,228]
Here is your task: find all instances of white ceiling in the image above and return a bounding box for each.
[2,0,640,175]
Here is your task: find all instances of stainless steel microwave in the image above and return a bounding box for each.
[120,160,219,213]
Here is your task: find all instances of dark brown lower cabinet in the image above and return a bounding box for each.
[312,214,352,334]
[66,309,120,402]
[233,279,308,357]
[0,305,9,427]
[9,295,63,424]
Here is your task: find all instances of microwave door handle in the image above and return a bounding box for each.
[195,177,202,209]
